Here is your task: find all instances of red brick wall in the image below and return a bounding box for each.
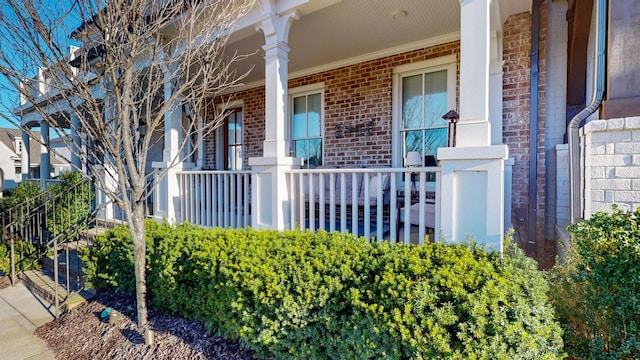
[502,4,547,247]
[205,41,460,168]
[204,86,265,169]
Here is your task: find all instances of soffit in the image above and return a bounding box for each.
[225,0,532,85]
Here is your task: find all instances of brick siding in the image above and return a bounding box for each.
[582,117,640,215]
[204,41,460,169]
[502,4,548,248]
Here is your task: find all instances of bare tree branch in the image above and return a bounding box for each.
[0,0,255,331]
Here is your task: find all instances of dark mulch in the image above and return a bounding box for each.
[35,290,258,360]
[0,275,11,289]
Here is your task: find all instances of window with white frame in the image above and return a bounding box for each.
[224,107,243,170]
[216,105,244,170]
[395,57,456,165]
[290,85,323,169]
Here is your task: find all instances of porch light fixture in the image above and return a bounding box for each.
[442,110,459,147]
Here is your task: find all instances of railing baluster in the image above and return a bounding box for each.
[418,172,426,245]
[351,172,358,237]
[389,173,397,243]
[340,173,347,232]
[318,173,325,231]
[224,173,230,228]
[376,172,383,242]
[244,173,250,228]
[298,172,304,230]
[403,171,411,245]
[364,172,370,240]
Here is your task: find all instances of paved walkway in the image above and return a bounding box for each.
[0,283,56,360]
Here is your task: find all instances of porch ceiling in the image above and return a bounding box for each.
[225,0,532,86]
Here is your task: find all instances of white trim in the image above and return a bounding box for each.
[216,104,245,170]
[393,54,457,75]
[223,32,461,95]
[391,56,458,168]
[292,32,460,80]
[289,82,325,95]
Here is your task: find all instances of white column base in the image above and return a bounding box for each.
[437,145,508,252]
[248,156,302,230]
[151,161,194,224]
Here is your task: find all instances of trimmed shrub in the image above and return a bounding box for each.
[83,222,564,359]
[47,171,94,238]
[549,206,640,359]
[0,240,41,275]
[0,180,42,211]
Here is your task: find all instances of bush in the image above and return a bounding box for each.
[549,206,640,359]
[0,181,42,211]
[47,171,94,238]
[0,240,41,275]
[83,222,564,359]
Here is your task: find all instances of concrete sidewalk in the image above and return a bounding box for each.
[0,283,56,360]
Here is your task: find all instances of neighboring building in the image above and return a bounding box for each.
[13,0,640,261]
[0,128,68,192]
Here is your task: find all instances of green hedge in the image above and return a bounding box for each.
[549,207,640,359]
[82,222,563,359]
[0,240,41,275]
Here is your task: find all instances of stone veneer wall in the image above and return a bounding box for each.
[581,117,640,216]
[502,4,548,249]
[204,41,460,169]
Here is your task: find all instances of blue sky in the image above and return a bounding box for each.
[0,0,81,130]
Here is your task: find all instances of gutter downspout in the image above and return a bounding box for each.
[528,0,542,246]
[568,0,607,224]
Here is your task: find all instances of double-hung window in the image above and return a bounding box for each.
[395,57,456,165]
[291,85,323,169]
[216,106,243,170]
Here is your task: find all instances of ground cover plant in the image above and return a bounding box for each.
[548,206,640,359]
[82,222,564,359]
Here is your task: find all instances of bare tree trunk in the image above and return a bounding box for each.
[129,201,147,328]
[0,0,255,334]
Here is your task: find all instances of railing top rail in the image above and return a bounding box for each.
[176,170,252,175]
[288,166,441,174]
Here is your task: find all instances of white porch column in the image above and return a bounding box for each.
[457,0,490,145]
[249,11,302,230]
[70,113,82,170]
[438,0,508,251]
[151,68,189,223]
[489,31,505,145]
[39,120,50,179]
[20,130,30,181]
[162,69,183,163]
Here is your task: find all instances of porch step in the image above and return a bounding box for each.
[19,226,108,315]
[18,269,94,314]
[41,247,85,286]
[96,218,125,230]
[78,226,112,243]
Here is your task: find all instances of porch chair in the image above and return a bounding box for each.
[399,155,438,236]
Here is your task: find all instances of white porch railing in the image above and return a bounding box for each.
[287,167,441,244]
[177,170,251,228]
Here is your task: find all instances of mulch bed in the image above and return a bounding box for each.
[35,290,258,360]
[0,275,11,289]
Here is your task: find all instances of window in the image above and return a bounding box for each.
[220,107,243,170]
[394,57,456,166]
[291,89,323,169]
[401,70,448,158]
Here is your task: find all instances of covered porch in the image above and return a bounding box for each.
[151,0,529,250]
